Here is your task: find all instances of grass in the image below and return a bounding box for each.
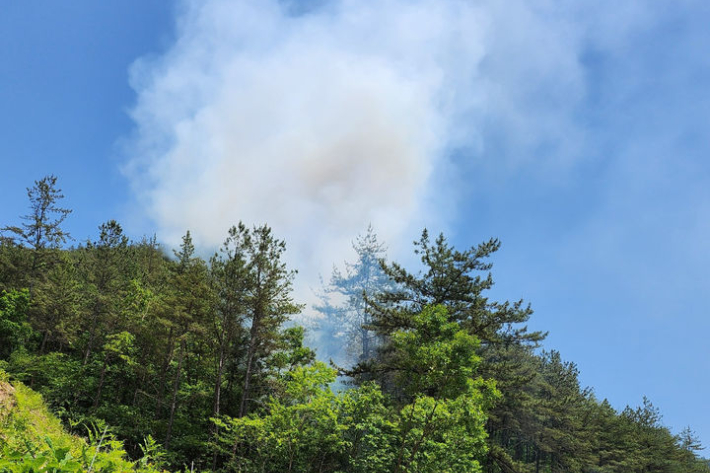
[0,370,166,472]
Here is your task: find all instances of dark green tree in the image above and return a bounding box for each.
[236,223,302,418]
[357,230,546,472]
[163,231,213,450]
[368,229,544,348]
[1,175,72,297]
[0,289,32,359]
[79,220,131,366]
[1,175,72,251]
[31,252,85,354]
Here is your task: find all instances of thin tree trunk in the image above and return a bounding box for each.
[404,400,439,470]
[361,326,369,361]
[40,329,50,354]
[155,327,174,418]
[28,248,40,301]
[535,447,541,473]
[83,304,101,365]
[93,354,108,409]
[165,338,185,449]
[238,347,256,418]
[231,323,259,457]
[238,312,261,418]
[213,333,227,423]
[394,397,419,473]
[211,336,227,473]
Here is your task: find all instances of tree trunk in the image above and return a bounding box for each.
[535,447,541,473]
[93,354,108,409]
[155,327,174,418]
[165,338,185,449]
[213,331,227,423]
[361,325,369,361]
[239,309,262,418]
[40,329,49,354]
[238,344,256,418]
[83,303,101,365]
[211,335,227,472]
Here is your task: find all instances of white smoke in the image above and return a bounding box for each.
[123,0,637,304]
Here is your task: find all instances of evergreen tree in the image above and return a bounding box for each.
[209,226,251,439]
[356,230,546,472]
[79,220,131,366]
[31,252,85,354]
[236,223,302,418]
[1,175,72,252]
[368,230,544,348]
[1,177,708,472]
[316,226,393,366]
[163,231,212,450]
[1,175,72,297]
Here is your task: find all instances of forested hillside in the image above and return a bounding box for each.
[1,176,708,472]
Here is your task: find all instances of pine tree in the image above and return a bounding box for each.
[237,223,302,418]
[316,226,394,366]
[164,231,212,449]
[1,175,72,297]
[368,229,544,348]
[80,220,131,365]
[1,175,72,251]
[355,229,547,472]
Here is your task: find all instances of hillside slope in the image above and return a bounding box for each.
[0,371,165,472]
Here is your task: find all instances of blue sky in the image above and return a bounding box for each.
[1,0,709,447]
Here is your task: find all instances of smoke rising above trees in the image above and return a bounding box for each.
[2,176,709,471]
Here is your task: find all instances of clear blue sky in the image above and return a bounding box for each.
[1,0,709,447]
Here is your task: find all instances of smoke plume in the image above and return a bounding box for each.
[123,0,626,303]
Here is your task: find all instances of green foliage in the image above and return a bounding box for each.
[338,382,396,473]
[31,252,86,352]
[388,306,497,473]
[216,362,347,473]
[369,229,543,347]
[0,373,165,472]
[390,305,485,399]
[217,306,496,473]
[0,290,32,359]
[1,178,708,473]
[268,327,316,375]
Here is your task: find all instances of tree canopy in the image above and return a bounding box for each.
[0,176,707,473]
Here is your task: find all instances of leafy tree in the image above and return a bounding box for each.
[0,238,29,293]
[1,176,708,473]
[0,289,32,359]
[218,306,497,473]
[206,223,301,469]
[268,326,317,378]
[386,305,498,473]
[208,227,250,456]
[356,230,546,472]
[217,362,347,473]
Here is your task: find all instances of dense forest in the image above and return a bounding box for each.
[0,175,708,473]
